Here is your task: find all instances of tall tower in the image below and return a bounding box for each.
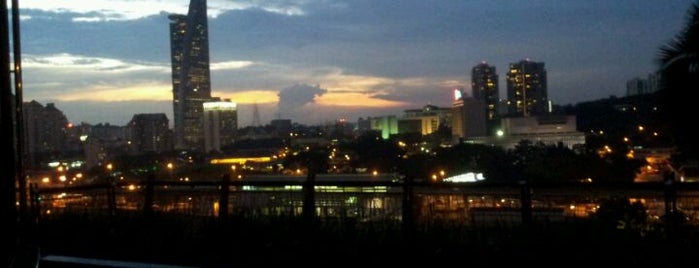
[471,61,499,134]
[505,59,548,117]
[170,0,212,151]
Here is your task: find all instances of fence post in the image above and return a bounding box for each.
[143,174,155,218]
[107,176,117,217]
[303,169,316,224]
[520,179,532,225]
[664,172,677,237]
[402,175,414,238]
[219,174,230,219]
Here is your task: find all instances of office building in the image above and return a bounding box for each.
[471,62,500,134]
[128,113,172,153]
[401,104,452,136]
[452,88,486,143]
[170,0,212,151]
[506,59,548,116]
[23,101,70,166]
[203,101,238,153]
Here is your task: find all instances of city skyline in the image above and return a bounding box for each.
[15,0,695,126]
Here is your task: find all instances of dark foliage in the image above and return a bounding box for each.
[657,2,699,160]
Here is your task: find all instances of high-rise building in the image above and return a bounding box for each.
[203,101,238,153]
[128,113,172,153]
[471,62,499,134]
[23,101,70,166]
[506,59,548,117]
[170,0,212,151]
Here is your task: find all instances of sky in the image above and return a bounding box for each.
[14,0,697,127]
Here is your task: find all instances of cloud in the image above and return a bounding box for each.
[55,83,172,102]
[276,83,327,116]
[23,53,167,72]
[210,60,255,70]
[212,90,278,104]
[315,92,408,108]
[22,53,170,101]
[19,0,308,21]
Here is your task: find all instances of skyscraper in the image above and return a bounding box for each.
[170,0,212,151]
[471,62,499,134]
[506,59,548,117]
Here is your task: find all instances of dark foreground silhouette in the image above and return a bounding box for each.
[35,211,699,267]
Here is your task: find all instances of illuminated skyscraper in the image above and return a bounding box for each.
[506,59,548,117]
[170,0,212,151]
[471,62,499,134]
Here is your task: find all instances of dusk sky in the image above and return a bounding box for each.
[15,0,696,127]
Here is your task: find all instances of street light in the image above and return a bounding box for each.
[167,162,174,180]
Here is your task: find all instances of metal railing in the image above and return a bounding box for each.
[29,173,699,229]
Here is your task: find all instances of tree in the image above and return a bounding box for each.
[592,196,649,234]
[657,2,699,159]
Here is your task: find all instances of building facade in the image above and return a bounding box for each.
[506,59,548,117]
[203,101,238,153]
[452,88,486,143]
[466,115,585,150]
[128,113,172,153]
[402,104,452,135]
[170,0,212,151]
[471,62,499,134]
[370,116,399,140]
[23,101,70,167]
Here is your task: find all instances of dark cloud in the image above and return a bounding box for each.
[22,9,170,61]
[210,0,694,104]
[276,84,327,118]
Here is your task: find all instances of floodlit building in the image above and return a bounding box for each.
[401,104,452,136]
[203,101,238,153]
